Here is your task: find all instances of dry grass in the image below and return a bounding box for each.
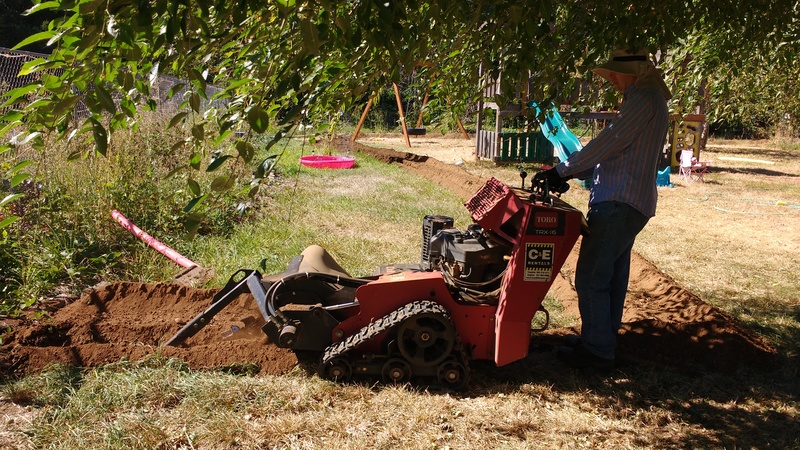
[1,136,798,449]
[636,140,800,351]
[458,137,800,352]
[4,352,796,449]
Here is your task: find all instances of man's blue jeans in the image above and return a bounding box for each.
[575,201,649,359]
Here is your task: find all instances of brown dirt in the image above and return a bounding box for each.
[0,135,776,378]
[0,282,297,377]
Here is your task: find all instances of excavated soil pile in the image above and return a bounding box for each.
[0,137,775,377]
[0,282,297,377]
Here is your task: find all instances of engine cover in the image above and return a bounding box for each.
[428,228,509,283]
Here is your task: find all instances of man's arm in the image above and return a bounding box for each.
[556,91,655,178]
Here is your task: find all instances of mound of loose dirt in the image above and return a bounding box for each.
[0,282,297,377]
[0,136,776,378]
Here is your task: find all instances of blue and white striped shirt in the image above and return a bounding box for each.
[555,85,669,217]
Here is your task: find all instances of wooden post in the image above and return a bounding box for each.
[456,117,470,140]
[416,92,429,128]
[393,82,411,147]
[446,96,471,140]
[351,98,373,142]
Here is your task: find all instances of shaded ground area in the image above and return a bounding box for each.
[0,136,776,377]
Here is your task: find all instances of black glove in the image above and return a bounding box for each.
[533,167,565,191]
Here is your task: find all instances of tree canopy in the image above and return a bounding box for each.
[0,0,59,53]
[1,0,799,227]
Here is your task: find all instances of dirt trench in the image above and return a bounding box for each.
[0,137,776,378]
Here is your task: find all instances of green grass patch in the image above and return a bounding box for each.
[182,139,472,283]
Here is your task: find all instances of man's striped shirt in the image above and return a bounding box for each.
[555,85,669,217]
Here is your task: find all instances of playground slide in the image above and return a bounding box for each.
[530,102,583,162]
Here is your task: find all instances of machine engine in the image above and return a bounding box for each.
[421,215,511,302]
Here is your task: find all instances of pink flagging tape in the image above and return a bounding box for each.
[111,209,198,269]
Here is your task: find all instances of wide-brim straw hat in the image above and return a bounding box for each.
[592,49,672,100]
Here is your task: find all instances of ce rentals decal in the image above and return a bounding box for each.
[524,211,564,282]
[524,243,555,282]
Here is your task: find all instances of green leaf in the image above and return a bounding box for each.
[12,32,56,51]
[184,195,208,213]
[279,102,305,125]
[8,160,34,175]
[189,68,208,93]
[171,140,186,154]
[206,154,231,172]
[165,164,188,179]
[166,83,186,101]
[263,130,285,152]
[184,212,204,237]
[1,85,39,108]
[52,96,82,118]
[0,110,23,123]
[1,193,23,207]
[89,118,108,156]
[210,175,235,192]
[247,105,269,133]
[300,18,320,55]
[253,155,278,179]
[214,130,233,146]
[0,216,20,230]
[191,123,204,140]
[235,141,255,163]
[168,112,189,129]
[190,92,200,113]
[187,179,201,196]
[10,173,31,188]
[24,1,60,15]
[189,152,202,170]
[95,84,116,114]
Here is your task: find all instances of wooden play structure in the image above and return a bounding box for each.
[666,114,707,171]
[475,64,555,163]
[351,80,470,147]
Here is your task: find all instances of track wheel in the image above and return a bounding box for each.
[381,358,413,384]
[437,358,469,391]
[397,311,456,367]
[322,357,352,382]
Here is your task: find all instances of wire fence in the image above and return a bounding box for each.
[1,47,223,122]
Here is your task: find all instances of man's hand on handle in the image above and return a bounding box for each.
[533,167,569,194]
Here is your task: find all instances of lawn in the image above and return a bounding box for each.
[1,133,798,449]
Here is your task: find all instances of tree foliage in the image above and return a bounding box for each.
[0,0,60,53]
[1,0,799,228]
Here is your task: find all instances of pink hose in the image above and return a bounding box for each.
[111,210,198,269]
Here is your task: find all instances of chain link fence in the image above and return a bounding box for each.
[1,47,222,121]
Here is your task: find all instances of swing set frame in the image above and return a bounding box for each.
[351,80,470,147]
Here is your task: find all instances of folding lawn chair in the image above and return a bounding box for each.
[679,150,709,182]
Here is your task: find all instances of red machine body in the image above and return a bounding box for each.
[165,177,585,388]
[331,177,583,367]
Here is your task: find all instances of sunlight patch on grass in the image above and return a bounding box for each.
[187,150,472,280]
